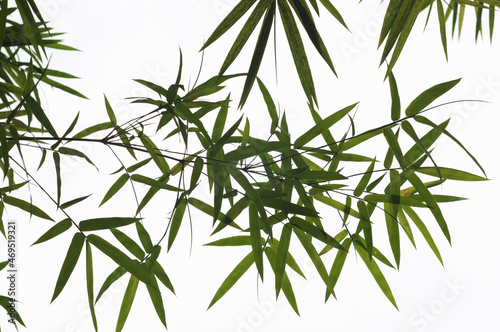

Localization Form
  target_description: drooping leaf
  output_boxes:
[87,235,157,290]
[85,241,98,331]
[3,196,53,220]
[249,202,264,280]
[51,233,85,302]
[275,223,292,298]
[405,79,461,117]
[116,275,139,332]
[168,197,187,251]
[95,266,127,303]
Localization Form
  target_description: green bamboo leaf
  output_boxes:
[249,203,264,280]
[3,196,53,220]
[325,238,352,301]
[61,194,92,209]
[358,201,373,260]
[52,152,61,207]
[51,112,80,150]
[95,266,127,303]
[100,174,129,206]
[383,128,405,168]
[414,115,486,176]
[262,198,319,217]
[404,169,451,243]
[87,235,157,290]
[225,141,288,161]
[313,194,362,219]
[226,164,271,235]
[389,71,401,121]
[58,147,97,169]
[201,0,258,50]
[289,0,336,75]
[37,75,88,99]
[278,0,317,105]
[51,232,85,302]
[379,0,404,46]
[85,241,98,331]
[111,228,145,260]
[138,132,169,175]
[146,275,167,328]
[386,0,425,75]
[205,236,255,247]
[318,0,349,29]
[168,197,187,251]
[275,223,292,298]
[218,0,272,77]
[190,157,204,190]
[290,216,346,251]
[257,77,278,133]
[403,118,449,167]
[212,98,229,142]
[353,160,375,197]
[73,122,113,139]
[134,79,170,98]
[402,120,442,179]
[365,194,426,207]
[188,197,243,231]
[25,96,57,137]
[104,94,117,126]
[295,103,357,148]
[436,0,448,59]
[405,79,461,116]
[80,217,139,231]
[208,252,255,309]
[0,0,7,47]
[293,227,335,296]
[32,218,72,245]
[265,248,300,315]
[116,275,139,332]
[152,261,175,295]
[239,1,275,108]
[136,222,153,253]
[402,206,443,265]
[353,238,398,309]
[413,166,487,181]
[131,174,182,192]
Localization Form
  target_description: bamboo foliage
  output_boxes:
[0,0,494,330]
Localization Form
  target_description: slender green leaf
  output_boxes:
[32,218,72,245]
[80,217,139,232]
[249,203,264,280]
[51,233,85,302]
[116,275,139,332]
[3,196,52,220]
[95,266,127,303]
[100,174,129,206]
[87,235,157,290]
[85,242,98,331]
[208,252,255,309]
[295,103,357,148]
[168,197,187,251]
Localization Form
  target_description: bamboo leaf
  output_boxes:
[51,233,85,302]
[353,160,375,197]
[73,122,113,139]
[116,275,139,332]
[25,96,58,137]
[100,174,129,206]
[104,94,117,125]
[3,196,53,220]
[61,194,92,209]
[80,217,139,231]
[58,147,97,169]
[278,0,317,105]
[275,224,292,298]
[239,1,275,108]
[136,222,153,253]
[249,203,264,280]
[168,197,187,251]
[404,169,451,243]
[353,237,398,309]
[295,103,357,148]
[111,228,145,260]
[146,275,167,328]
[86,241,98,331]
[95,266,127,303]
[32,218,72,245]
[325,238,352,301]
[389,71,401,121]
[87,235,157,290]
[208,252,254,309]
[405,79,461,117]
[413,166,487,181]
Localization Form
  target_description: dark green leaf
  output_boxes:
[100,174,129,206]
[80,217,139,231]
[116,275,139,332]
[3,195,52,220]
[51,232,85,302]
[32,218,72,245]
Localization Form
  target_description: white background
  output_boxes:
[1,0,500,331]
